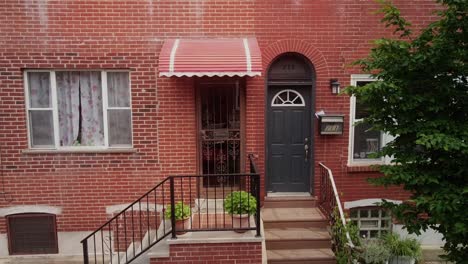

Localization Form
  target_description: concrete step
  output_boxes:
[262,207,328,228]
[110,252,125,264]
[264,227,331,250]
[137,229,157,252]
[267,248,336,264]
[264,196,317,208]
[123,241,141,262]
[262,203,335,263]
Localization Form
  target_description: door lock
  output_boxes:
[304,138,309,161]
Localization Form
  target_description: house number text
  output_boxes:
[282,64,296,71]
[323,124,342,133]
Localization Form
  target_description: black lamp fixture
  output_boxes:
[330,79,341,94]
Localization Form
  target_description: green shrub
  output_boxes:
[331,208,361,264]
[164,201,191,220]
[360,239,391,264]
[224,191,257,215]
[383,233,421,260]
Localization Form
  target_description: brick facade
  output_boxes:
[150,242,262,264]
[0,0,438,255]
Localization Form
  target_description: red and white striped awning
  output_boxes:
[158,38,262,77]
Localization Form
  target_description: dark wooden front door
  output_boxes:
[267,86,312,192]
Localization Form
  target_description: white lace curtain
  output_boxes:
[56,72,104,146]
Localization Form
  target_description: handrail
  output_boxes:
[318,162,355,249]
[81,177,171,242]
[248,154,261,237]
[81,176,173,264]
[81,154,261,264]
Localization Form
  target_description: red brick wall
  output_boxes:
[0,0,439,235]
[150,242,262,264]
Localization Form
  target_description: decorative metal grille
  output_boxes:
[7,213,58,255]
[200,84,241,188]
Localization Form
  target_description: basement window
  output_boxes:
[350,207,391,239]
[6,213,58,255]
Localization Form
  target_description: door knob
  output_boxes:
[304,144,309,161]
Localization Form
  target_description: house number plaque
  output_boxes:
[319,115,344,135]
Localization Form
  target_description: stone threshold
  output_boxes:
[267,192,311,197]
[0,255,83,264]
[167,230,263,245]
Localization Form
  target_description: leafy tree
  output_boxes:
[346,0,467,262]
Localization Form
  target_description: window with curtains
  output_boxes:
[349,75,392,164]
[25,71,132,149]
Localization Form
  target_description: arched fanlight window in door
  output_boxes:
[271,89,305,107]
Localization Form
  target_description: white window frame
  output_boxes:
[271,89,306,107]
[24,70,133,150]
[348,74,392,165]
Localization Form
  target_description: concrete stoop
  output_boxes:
[119,200,262,264]
[262,196,336,264]
[421,246,454,264]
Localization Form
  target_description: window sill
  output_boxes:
[22,148,137,154]
[347,164,382,173]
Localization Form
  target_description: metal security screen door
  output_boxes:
[266,53,314,193]
[198,82,243,188]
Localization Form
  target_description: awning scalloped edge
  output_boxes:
[159,72,262,77]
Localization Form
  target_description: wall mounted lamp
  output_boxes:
[330,79,341,94]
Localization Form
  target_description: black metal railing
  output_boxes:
[318,163,337,218]
[81,155,260,264]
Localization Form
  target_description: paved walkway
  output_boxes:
[0,256,83,264]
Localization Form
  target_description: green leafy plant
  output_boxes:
[223,191,257,215]
[383,233,421,260]
[164,201,191,220]
[331,208,361,264]
[360,239,391,264]
[345,0,468,261]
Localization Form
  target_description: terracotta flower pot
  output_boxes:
[231,214,250,233]
[175,218,190,235]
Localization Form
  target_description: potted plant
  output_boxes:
[224,191,257,232]
[164,201,191,235]
[384,233,422,264]
[360,239,391,264]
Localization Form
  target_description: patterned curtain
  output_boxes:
[56,72,104,146]
[57,72,80,146]
[28,72,51,108]
[79,72,104,146]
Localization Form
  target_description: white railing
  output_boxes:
[318,162,355,249]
